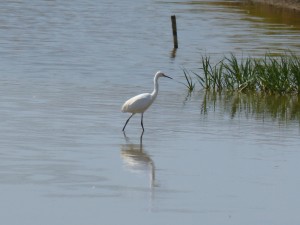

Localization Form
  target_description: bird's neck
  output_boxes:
[151,75,159,99]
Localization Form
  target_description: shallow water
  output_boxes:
[1,0,300,225]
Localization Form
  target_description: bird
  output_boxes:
[121,71,172,132]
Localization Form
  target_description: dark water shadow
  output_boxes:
[121,132,156,189]
[200,90,300,124]
[170,48,177,59]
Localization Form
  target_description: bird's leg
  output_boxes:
[122,114,134,131]
[122,131,130,143]
[141,113,144,132]
[139,131,144,150]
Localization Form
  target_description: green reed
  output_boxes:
[198,56,224,90]
[184,53,300,94]
[182,68,195,92]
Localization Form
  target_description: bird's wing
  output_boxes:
[122,93,152,113]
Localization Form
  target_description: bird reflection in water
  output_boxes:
[121,132,156,189]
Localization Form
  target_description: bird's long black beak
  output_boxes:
[163,74,172,79]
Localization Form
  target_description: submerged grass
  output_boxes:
[199,90,300,123]
[184,53,300,94]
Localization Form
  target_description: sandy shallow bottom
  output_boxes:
[247,0,300,11]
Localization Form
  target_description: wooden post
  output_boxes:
[171,15,178,49]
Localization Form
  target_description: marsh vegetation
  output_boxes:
[183,53,300,94]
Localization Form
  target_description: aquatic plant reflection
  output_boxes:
[121,132,156,188]
[201,91,300,123]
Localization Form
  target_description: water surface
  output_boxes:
[1,1,300,225]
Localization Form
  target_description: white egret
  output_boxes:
[121,71,172,132]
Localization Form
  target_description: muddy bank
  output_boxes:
[246,0,300,11]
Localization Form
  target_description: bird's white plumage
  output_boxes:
[122,93,153,113]
[121,71,172,131]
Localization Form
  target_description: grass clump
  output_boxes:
[184,53,300,94]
